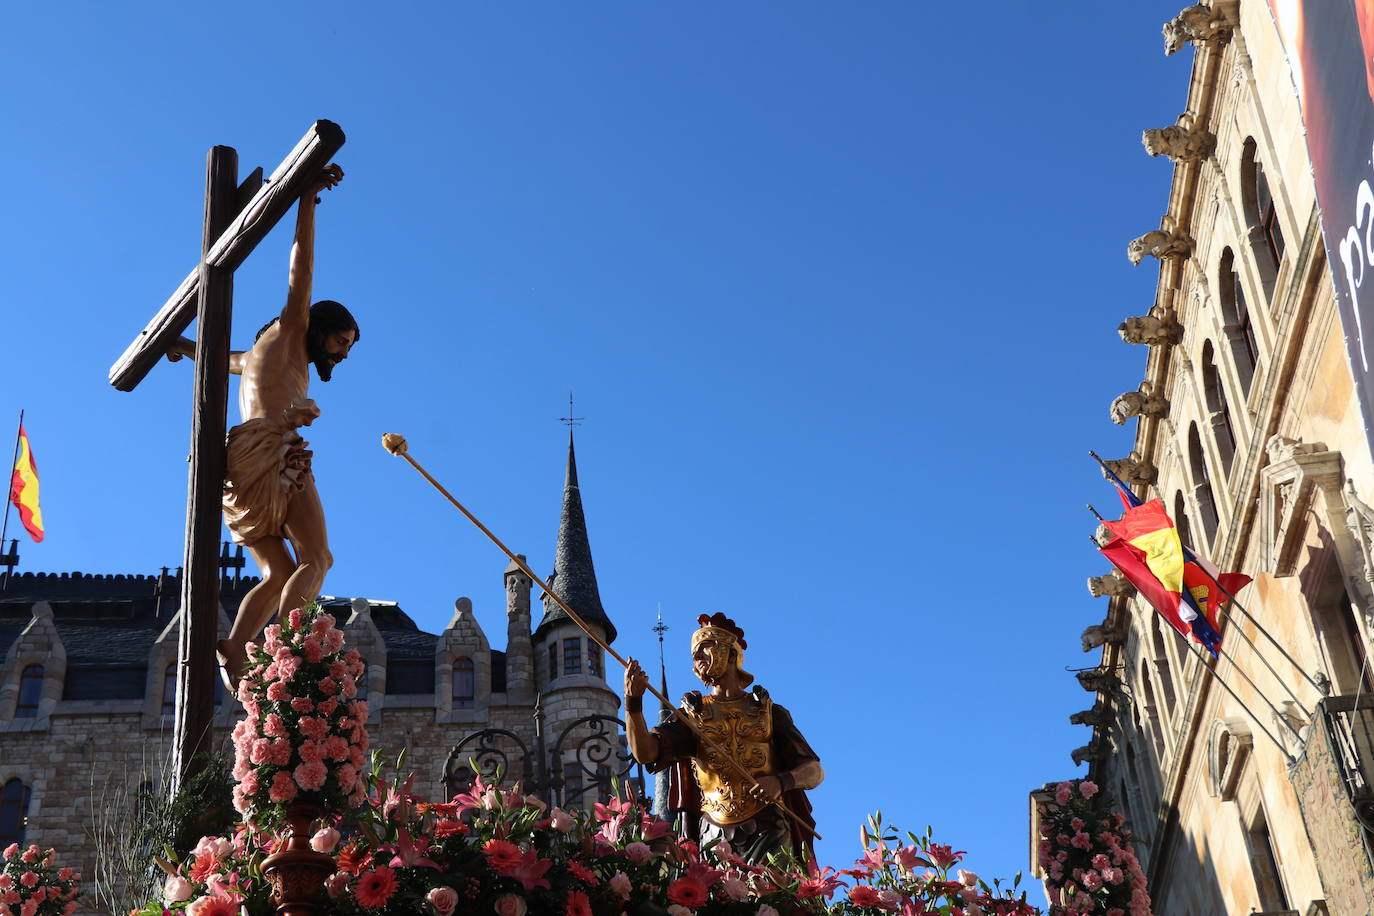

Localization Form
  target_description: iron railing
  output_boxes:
[1321,692,1374,833]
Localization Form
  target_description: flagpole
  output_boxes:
[0,409,22,591]
[1087,502,1311,713]
[1084,535,1295,762]
[1088,451,1324,693]
[381,433,820,841]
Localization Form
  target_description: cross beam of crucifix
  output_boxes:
[110,120,346,789]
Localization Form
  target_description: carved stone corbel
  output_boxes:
[1110,384,1170,425]
[1088,569,1137,598]
[1081,621,1126,652]
[1142,119,1216,163]
[1163,3,1234,56]
[1118,311,1183,346]
[1100,453,1158,485]
[1069,704,1113,728]
[1076,669,1119,693]
[1071,738,1109,767]
[1127,229,1193,265]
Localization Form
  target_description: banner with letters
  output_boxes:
[1268,0,1374,443]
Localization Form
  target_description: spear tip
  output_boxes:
[382,433,409,456]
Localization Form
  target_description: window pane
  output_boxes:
[16,665,43,718]
[453,658,475,708]
[563,638,582,676]
[0,779,30,848]
[162,664,177,717]
[587,644,602,678]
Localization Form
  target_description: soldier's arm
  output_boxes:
[280,165,343,333]
[623,658,661,764]
[166,336,246,375]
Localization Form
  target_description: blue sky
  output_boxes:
[1,1,1203,891]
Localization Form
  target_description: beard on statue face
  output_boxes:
[308,335,346,382]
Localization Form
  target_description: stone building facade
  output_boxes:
[1034,3,1374,915]
[0,434,632,910]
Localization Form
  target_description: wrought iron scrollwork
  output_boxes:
[549,714,643,807]
[443,728,531,797]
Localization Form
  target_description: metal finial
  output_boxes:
[560,392,585,429]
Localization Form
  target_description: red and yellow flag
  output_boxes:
[1100,499,1187,636]
[10,426,43,542]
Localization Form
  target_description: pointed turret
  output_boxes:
[535,433,617,644]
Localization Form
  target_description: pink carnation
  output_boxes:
[1080,780,1100,798]
[277,655,301,680]
[317,677,338,696]
[299,740,327,763]
[291,696,314,713]
[303,637,324,663]
[288,608,305,628]
[300,716,330,741]
[263,714,288,738]
[269,770,298,803]
[294,760,329,791]
[317,696,340,716]
[270,738,293,766]
[266,682,289,702]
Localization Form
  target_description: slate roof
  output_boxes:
[534,434,617,644]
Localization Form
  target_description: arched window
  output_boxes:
[0,779,30,848]
[1189,424,1221,548]
[16,665,43,718]
[1201,340,1237,474]
[1151,625,1178,714]
[162,664,177,718]
[452,658,475,709]
[1241,138,1284,299]
[1139,661,1168,754]
[1173,491,1195,550]
[1218,248,1258,393]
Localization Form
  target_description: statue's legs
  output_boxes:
[279,476,333,617]
[220,536,297,687]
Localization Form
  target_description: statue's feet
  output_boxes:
[217,639,244,692]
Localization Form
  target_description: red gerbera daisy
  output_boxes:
[667,877,709,907]
[565,889,592,916]
[355,865,398,909]
[567,860,597,885]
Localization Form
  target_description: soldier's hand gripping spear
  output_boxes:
[381,433,819,841]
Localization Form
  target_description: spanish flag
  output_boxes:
[10,426,43,542]
[1099,498,1225,657]
[1100,499,1188,636]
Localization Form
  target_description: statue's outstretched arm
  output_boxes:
[166,335,245,375]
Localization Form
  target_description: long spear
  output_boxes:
[381,433,820,840]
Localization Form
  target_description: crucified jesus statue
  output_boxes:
[170,164,358,686]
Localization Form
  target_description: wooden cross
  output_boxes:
[109,121,346,788]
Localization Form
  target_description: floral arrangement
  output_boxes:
[1033,780,1150,916]
[231,605,370,829]
[0,843,81,916]
[135,755,1039,916]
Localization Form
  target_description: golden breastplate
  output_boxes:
[689,694,775,825]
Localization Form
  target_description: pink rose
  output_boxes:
[311,827,341,853]
[1079,780,1099,798]
[419,886,455,916]
[1055,787,1072,805]
[493,892,526,916]
[325,872,349,899]
[164,875,194,904]
[624,841,651,864]
[608,873,632,901]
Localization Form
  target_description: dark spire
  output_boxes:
[535,431,616,644]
